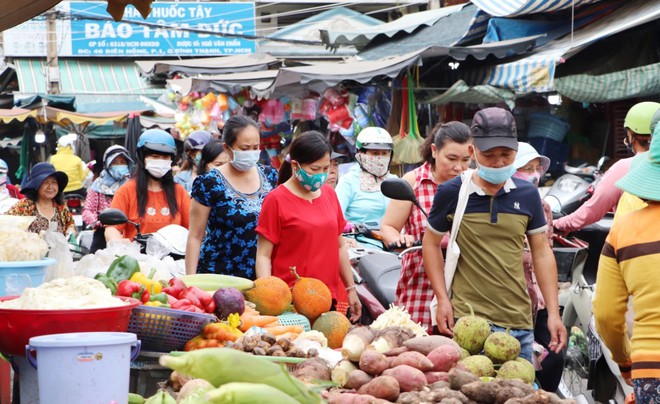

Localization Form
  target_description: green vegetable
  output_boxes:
[93,274,118,294]
[144,390,175,404]
[149,292,168,304]
[128,392,145,404]
[107,255,141,282]
[159,348,321,404]
[205,382,299,404]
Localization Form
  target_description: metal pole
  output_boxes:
[46,9,60,94]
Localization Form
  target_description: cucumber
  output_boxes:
[180,274,254,292]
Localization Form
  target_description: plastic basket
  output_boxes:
[527,112,570,142]
[127,305,216,352]
[277,312,311,331]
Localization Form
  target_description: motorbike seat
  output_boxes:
[564,165,596,177]
[357,252,401,309]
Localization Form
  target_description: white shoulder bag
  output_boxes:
[430,169,473,326]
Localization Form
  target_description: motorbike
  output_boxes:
[345,178,427,325]
[98,208,187,260]
[64,193,85,233]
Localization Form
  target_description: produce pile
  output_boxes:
[321,302,575,403]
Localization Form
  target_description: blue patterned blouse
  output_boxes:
[191,165,278,278]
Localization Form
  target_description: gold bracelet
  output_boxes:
[346,285,357,291]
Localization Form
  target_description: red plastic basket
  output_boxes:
[0,296,140,356]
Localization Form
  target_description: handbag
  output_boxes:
[430,169,473,326]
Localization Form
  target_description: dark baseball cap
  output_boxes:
[471,107,518,151]
[330,151,346,160]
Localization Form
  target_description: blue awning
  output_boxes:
[471,0,605,17]
[480,0,660,94]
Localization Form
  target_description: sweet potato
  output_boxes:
[382,365,427,392]
[347,369,374,390]
[403,335,459,355]
[427,345,462,372]
[327,392,391,404]
[384,346,408,357]
[357,375,400,401]
[391,351,435,372]
[460,380,502,402]
[292,357,331,382]
[448,367,479,390]
[359,350,390,376]
[424,371,449,384]
[495,386,527,404]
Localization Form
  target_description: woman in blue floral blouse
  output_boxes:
[185,116,277,278]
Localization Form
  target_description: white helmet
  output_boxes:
[356,127,393,151]
[58,133,77,150]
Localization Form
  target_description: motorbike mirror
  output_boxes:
[381,178,428,217]
[596,156,610,171]
[99,208,129,226]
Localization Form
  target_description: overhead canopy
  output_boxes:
[261,51,425,98]
[13,59,162,96]
[482,0,660,94]
[555,62,660,102]
[0,0,59,32]
[470,0,604,17]
[417,35,542,61]
[358,4,489,60]
[45,107,143,126]
[261,7,381,58]
[139,115,175,130]
[320,5,464,49]
[168,70,279,96]
[422,80,515,109]
[136,54,279,82]
[0,108,37,124]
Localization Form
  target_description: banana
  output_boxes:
[180,274,254,292]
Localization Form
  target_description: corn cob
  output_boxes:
[205,382,299,404]
[159,348,321,404]
[180,274,254,292]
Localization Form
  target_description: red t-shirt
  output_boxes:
[256,184,347,299]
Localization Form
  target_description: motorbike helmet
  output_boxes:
[137,129,176,155]
[650,108,660,135]
[57,133,77,152]
[624,102,660,135]
[356,127,394,151]
[103,145,134,168]
[183,130,212,154]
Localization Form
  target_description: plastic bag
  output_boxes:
[43,223,74,281]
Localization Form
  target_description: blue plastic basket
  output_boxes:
[0,258,56,296]
[277,312,311,331]
[527,112,570,142]
[127,305,216,352]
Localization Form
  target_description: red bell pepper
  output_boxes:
[163,278,186,299]
[171,298,205,313]
[116,280,150,303]
[179,286,215,313]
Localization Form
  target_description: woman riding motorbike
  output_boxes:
[105,129,190,242]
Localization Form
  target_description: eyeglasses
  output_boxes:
[518,165,545,174]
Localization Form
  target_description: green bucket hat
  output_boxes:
[616,126,660,201]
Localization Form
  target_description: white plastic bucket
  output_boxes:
[26,332,141,404]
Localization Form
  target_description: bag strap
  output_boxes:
[448,169,473,244]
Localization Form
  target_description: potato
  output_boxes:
[382,365,427,392]
[492,378,534,395]
[427,345,461,372]
[359,350,390,376]
[391,351,435,372]
[448,367,479,390]
[256,340,271,350]
[403,335,459,355]
[347,369,374,390]
[495,386,527,404]
[460,380,501,402]
[292,357,332,382]
[426,387,470,403]
[358,375,400,402]
[260,333,277,345]
[252,347,267,356]
[266,346,284,356]
[424,371,449,384]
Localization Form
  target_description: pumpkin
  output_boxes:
[312,311,352,349]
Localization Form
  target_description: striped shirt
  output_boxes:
[593,203,660,379]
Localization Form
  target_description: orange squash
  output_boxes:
[290,267,332,322]
[312,311,352,349]
[244,276,292,316]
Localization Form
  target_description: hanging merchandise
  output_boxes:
[393,72,424,164]
[259,99,285,127]
[301,95,319,121]
[320,87,354,131]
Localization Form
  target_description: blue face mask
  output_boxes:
[475,155,516,185]
[295,164,328,192]
[109,165,130,179]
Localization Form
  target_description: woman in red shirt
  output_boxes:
[255,131,362,322]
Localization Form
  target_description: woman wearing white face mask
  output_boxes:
[105,129,190,243]
[335,127,397,225]
[185,116,277,277]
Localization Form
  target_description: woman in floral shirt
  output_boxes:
[8,162,74,235]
